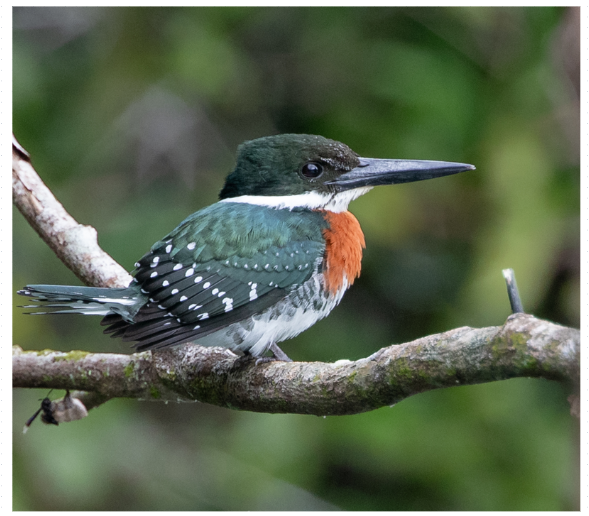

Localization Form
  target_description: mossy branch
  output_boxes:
[12,313,579,415]
[12,136,580,420]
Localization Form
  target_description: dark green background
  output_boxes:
[13,6,579,511]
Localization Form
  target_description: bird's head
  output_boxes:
[220,134,474,212]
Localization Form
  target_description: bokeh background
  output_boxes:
[13,6,579,511]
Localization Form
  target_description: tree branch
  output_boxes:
[12,136,580,419]
[12,313,579,416]
[12,136,132,288]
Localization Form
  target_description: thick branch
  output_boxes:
[12,136,131,288]
[13,313,579,416]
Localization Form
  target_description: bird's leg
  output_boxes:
[268,342,293,362]
[254,343,293,365]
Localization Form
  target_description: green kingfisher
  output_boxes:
[18,134,474,361]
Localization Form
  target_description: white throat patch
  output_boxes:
[220,187,372,213]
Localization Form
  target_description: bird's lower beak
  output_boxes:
[327,158,475,190]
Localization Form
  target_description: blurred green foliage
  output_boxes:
[13,6,579,510]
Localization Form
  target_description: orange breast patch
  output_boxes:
[321,210,366,295]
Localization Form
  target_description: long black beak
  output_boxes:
[327,158,475,190]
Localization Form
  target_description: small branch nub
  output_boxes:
[502,268,524,314]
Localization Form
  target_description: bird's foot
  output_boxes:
[230,343,292,370]
[230,353,255,371]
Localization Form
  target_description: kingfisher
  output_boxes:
[18,134,474,362]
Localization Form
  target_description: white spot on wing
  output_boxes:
[249,283,258,301]
[222,297,233,312]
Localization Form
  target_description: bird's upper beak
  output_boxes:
[327,158,475,190]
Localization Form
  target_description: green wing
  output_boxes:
[103,202,328,350]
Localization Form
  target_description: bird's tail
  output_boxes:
[17,285,142,322]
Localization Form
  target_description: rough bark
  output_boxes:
[12,313,579,416]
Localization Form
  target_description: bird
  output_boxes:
[18,134,474,362]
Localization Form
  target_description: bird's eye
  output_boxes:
[301,162,323,179]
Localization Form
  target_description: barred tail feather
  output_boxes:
[17,285,141,321]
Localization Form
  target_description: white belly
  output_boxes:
[191,273,349,356]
